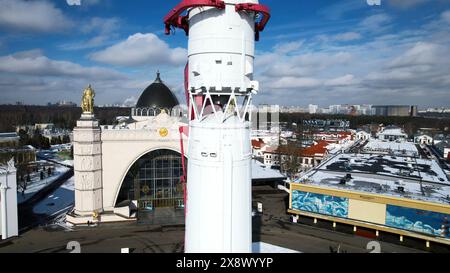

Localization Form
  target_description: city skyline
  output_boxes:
[0,0,450,107]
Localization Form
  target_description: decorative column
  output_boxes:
[73,86,103,217]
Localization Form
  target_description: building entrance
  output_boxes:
[116,149,185,218]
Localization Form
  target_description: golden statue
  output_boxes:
[81,85,95,114]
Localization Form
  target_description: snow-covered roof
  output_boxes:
[296,153,450,205]
[378,128,407,136]
[363,139,418,156]
[414,134,432,138]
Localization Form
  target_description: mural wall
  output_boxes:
[386,205,450,238]
[291,190,349,218]
[290,188,450,239]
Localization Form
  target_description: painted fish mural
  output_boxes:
[386,205,449,238]
[292,190,349,218]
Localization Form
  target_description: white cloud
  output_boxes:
[90,33,187,67]
[333,32,362,41]
[316,32,362,43]
[0,0,72,32]
[273,41,303,54]
[259,51,352,78]
[254,11,450,108]
[60,17,122,50]
[80,17,120,34]
[359,14,392,33]
[366,42,450,84]
[61,35,111,51]
[66,0,81,6]
[388,42,445,68]
[0,49,186,105]
[324,74,356,86]
[269,77,321,89]
[0,49,126,80]
[442,10,450,24]
[66,0,102,6]
[123,96,138,107]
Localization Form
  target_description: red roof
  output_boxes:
[264,140,329,157]
[301,140,329,157]
[313,131,353,141]
[251,139,265,149]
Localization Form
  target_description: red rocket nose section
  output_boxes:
[164,0,270,40]
[164,0,226,35]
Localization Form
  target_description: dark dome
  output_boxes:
[136,72,179,109]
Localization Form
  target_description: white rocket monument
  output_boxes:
[164,0,270,253]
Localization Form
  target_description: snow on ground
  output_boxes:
[252,242,300,253]
[252,160,285,180]
[61,160,74,167]
[32,176,74,216]
[17,165,70,204]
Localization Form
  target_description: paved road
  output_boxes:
[0,186,440,253]
[251,187,430,253]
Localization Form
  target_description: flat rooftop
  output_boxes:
[298,153,450,205]
[363,139,418,157]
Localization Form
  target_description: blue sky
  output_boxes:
[0,0,450,108]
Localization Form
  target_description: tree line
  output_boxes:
[0,105,131,132]
[280,113,450,137]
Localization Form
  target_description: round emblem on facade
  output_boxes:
[142,185,150,194]
[159,128,169,137]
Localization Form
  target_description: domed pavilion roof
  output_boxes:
[136,72,179,109]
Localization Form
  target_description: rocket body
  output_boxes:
[186,114,252,253]
[188,0,258,93]
[164,0,270,253]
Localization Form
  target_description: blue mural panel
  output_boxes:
[292,190,348,218]
[386,205,450,238]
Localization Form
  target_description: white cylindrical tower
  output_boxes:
[164,0,270,253]
[188,0,257,93]
[186,113,252,252]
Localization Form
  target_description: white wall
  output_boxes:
[101,126,187,211]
